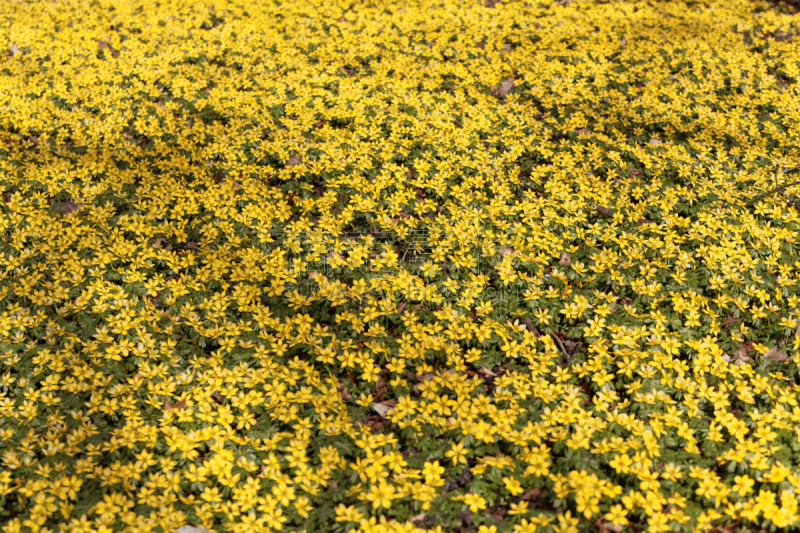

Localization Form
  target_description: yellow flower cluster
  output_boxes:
[1,0,800,531]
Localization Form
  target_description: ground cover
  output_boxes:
[1,0,800,531]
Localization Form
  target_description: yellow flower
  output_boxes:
[553,510,580,533]
[462,493,487,513]
[503,476,524,496]
[604,504,629,526]
[501,500,527,519]
[364,480,396,509]
[732,475,754,497]
[334,505,364,523]
[422,460,445,484]
[444,442,469,466]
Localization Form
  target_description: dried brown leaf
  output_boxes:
[176,526,211,533]
[165,397,187,411]
[493,78,514,98]
[560,251,571,267]
[59,201,81,216]
[409,514,426,525]
[479,366,499,377]
[596,522,623,533]
[459,509,473,527]
[730,346,752,366]
[372,399,395,419]
[521,487,540,500]
[765,346,789,363]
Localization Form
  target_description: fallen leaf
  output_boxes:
[560,251,571,267]
[372,400,395,419]
[59,201,81,216]
[369,419,385,431]
[409,513,426,524]
[97,39,112,54]
[376,371,387,392]
[649,138,661,145]
[521,487,540,500]
[484,0,500,6]
[479,366,499,377]
[287,155,301,167]
[210,391,223,404]
[729,347,752,366]
[493,78,514,98]
[596,521,623,533]
[177,526,210,533]
[165,397,187,411]
[459,509,473,527]
[765,347,789,363]
[8,43,18,57]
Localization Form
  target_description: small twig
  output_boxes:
[592,203,655,226]
[550,332,570,364]
[745,165,800,207]
[783,192,800,207]
[592,204,615,217]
